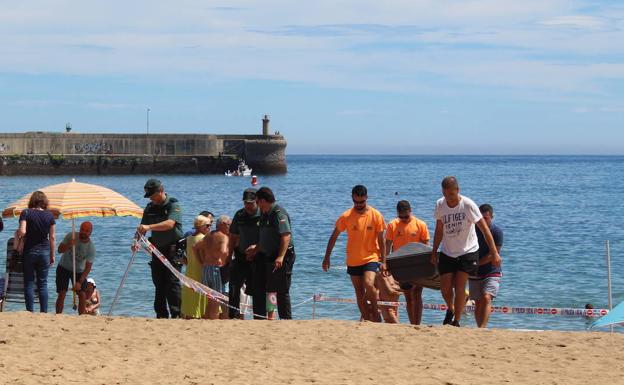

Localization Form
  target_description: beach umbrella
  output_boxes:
[590,301,623,329]
[2,179,143,310]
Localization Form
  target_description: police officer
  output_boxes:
[227,188,261,319]
[136,178,184,319]
[251,187,295,319]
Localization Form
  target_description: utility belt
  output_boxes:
[150,240,185,266]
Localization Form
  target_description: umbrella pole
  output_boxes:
[72,218,77,311]
[108,247,139,316]
[606,240,613,333]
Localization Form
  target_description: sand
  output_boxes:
[0,312,622,385]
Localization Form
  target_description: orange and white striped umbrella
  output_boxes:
[2,179,143,219]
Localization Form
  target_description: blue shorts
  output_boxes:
[469,276,501,300]
[347,262,380,276]
[202,265,225,294]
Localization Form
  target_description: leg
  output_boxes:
[165,263,182,319]
[349,275,368,320]
[375,274,398,323]
[362,271,380,322]
[452,271,469,323]
[276,292,291,320]
[477,294,493,328]
[56,291,67,314]
[150,259,169,318]
[34,252,49,313]
[252,257,267,319]
[440,272,455,313]
[228,261,244,319]
[22,253,35,312]
[411,286,423,325]
[55,264,69,314]
[78,291,87,315]
[404,290,415,324]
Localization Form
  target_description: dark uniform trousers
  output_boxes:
[149,244,182,319]
[228,254,253,319]
[252,246,295,320]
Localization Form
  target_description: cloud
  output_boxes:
[539,15,607,29]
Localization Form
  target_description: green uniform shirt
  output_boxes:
[258,203,293,259]
[229,207,261,257]
[141,195,183,247]
[59,232,96,272]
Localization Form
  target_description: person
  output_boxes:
[83,278,101,316]
[180,215,212,319]
[227,188,261,319]
[384,200,430,324]
[469,204,503,328]
[183,211,213,238]
[430,177,501,327]
[136,178,184,319]
[195,215,231,320]
[16,191,56,313]
[323,185,386,322]
[55,221,96,315]
[250,187,295,319]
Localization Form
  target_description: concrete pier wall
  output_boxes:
[0,133,287,175]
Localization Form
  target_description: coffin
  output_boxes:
[386,242,440,290]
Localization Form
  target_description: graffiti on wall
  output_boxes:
[0,143,9,153]
[74,142,113,154]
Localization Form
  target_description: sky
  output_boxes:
[0,1,623,155]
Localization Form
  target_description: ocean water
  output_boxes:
[1,155,623,331]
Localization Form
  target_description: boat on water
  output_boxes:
[225,160,252,177]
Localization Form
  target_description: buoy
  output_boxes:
[251,175,258,186]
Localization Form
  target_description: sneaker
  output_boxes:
[443,310,454,325]
[451,319,460,327]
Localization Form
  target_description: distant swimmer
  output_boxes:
[469,204,504,328]
[323,185,386,322]
[430,177,501,327]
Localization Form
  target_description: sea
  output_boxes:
[1,155,623,331]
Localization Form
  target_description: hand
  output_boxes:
[49,255,55,266]
[73,281,82,292]
[430,251,438,266]
[273,256,284,271]
[322,257,330,272]
[137,224,150,235]
[66,238,76,247]
[379,262,389,277]
[245,245,257,261]
[491,251,502,267]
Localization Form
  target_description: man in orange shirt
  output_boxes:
[385,200,430,325]
[323,185,386,322]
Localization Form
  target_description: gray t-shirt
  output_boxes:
[59,232,96,272]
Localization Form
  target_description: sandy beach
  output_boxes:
[1,313,622,384]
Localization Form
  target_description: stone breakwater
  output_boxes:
[0,133,287,175]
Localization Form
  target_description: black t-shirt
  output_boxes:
[229,207,261,257]
[475,223,503,277]
[20,209,56,254]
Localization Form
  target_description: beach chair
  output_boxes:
[0,238,38,311]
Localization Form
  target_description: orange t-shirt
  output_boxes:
[386,216,430,252]
[335,206,385,267]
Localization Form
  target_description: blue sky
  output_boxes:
[0,1,623,154]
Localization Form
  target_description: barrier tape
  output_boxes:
[312,294,609,318]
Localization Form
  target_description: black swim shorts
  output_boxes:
[438,251,479,276]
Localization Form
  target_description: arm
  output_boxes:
[377,231,388,274]
[74,261,93,291]
[58,234,71,254]
[226,233,240,264]
[385,239,394,254]
[17,219,26,238]
[137,219,176,234]
[475,219,502,266]
[49,224,56,265]
[430,219,443,265]
[322,228,341,272]
[273,233,291,269]
[478,245,503,266]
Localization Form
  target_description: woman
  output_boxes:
[83,278,101,315]
[17,191,56,312]
[180,215,211,319]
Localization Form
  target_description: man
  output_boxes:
[227,188,261,319]
[323,185,385,322]
[136,178,184,319]
[430,176,501,327]
[56,221,96,315]
[251,187,295,319]
[195,215,231,319]
[385,200,430,324]
[469,204,503,328]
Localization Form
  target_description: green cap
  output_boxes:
[144,178,162,198]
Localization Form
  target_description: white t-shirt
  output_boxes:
[434,195,482,258]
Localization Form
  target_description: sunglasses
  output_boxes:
[352,199,367,204]
[398,215,410,220]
